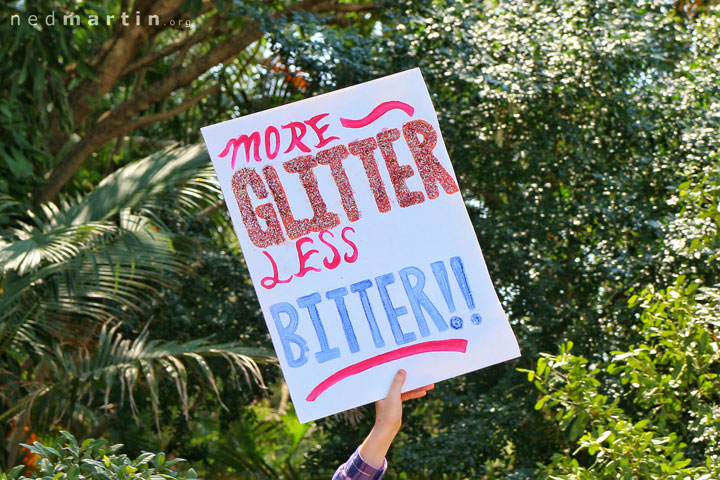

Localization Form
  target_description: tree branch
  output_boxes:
[47,0,186,155]
[123,15,222,76]
[124,85,221,132]
[33,18,258,205]
[34,0,378,204]
[35,85,221,205]
[331,2,375,12]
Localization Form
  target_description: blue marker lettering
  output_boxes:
[270,302,308,368]
[326,287,360,353]
[350,280,385,348]
[375,273,416,345]
[450,256,475,309]
[399,266,448,336]
[297,293,340,363]
[431,260,456,313]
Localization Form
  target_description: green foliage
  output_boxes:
[210,403,317,479]
[0,0,103,196]
[522,20,720,472]
[527,281,720,479]
[0,146,216,332]
[2,0,719,478]
[1,0,374,474]
[0,431,197,480]
[288,0,720,476]
[0,146,271,468]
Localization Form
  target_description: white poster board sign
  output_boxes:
[201,68,520,423]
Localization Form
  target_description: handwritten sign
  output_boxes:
[201,69,520,423]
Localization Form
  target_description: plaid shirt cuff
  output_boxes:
[332,448,387,479]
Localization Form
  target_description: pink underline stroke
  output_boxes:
[339,100,415,129]
[305,339,468,402]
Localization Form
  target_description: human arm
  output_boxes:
[358,369,433,468]
[331,369,434,479]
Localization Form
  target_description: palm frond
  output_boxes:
[0,226,188,354]
[58,144,214,227]
[0,145,220,356]
[0,144,267,450]
[0,193,25,227]
[2,324,273,428]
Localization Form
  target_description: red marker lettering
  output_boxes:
[220,132,261,168]
[260,250,292,289]
[341,226,359,263]
[295,237,322,277]
[305,113,340,149]
[319,230,342,269]
[265,126,281,160]
[282,121,311,154]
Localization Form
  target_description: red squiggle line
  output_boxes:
[306,339,468,402]
[339,101,415,129]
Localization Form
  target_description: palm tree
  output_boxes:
[0,146,273,468]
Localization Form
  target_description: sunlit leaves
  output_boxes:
[530,281,720,478]
[281,1,720,476]
[1,431,197,480]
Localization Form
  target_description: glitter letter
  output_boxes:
[283,155,340,232]
[316,145,360,222]
[348,138,391,213]
[305,113,340,148]
[263,165,311,239]
[376,128,424,208]
[230,168,285,248]
[402,120,459,199]
[282,121,311,154]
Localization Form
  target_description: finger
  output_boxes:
[401,390,427,401]
[400,384,434,401]
[387,369,407,398]
[404,384,434,396]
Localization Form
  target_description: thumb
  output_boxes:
[388,369,406,398]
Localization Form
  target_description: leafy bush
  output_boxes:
[527,280,720,479]
[525,109,720,477]
[0,431,197,480]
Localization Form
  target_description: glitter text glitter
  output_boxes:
[231,119,460,249]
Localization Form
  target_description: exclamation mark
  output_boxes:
[431,261,455,313]
[450,256,475,309]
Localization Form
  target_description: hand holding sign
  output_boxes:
[201,68,520,423]
[359,369,434,469]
